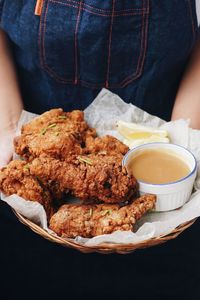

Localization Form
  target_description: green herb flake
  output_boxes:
[55,132,60,136]
[78,157,93,165]
[47,123,57,129]
[40,123,57,135]
[58,115,67,120]
[40,128,47,135]
[101,210,111,216]
[23,164,30,171]
[89,208,93,217]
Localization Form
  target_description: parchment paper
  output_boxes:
[2,89,200,246]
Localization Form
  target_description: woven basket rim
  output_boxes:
[12,208,197,254]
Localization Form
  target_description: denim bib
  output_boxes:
[0,0,198,120]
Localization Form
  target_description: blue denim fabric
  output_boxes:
[0,0,198,120]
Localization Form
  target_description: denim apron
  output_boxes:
[1,2,200,298]
[0,0,198,120]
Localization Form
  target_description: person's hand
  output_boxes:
[0,129,15,168]
[0,29,23,168]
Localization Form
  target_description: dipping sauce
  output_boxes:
[127,149,190,184]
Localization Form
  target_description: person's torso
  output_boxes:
[0,0,198,119]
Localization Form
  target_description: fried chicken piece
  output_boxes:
[14,108,128,161]
[49,194,156,238]
[0,160,54,220]
[29,154,138,204]
[14,109,96,161]
[20,109,90,135]
[85,135,129,156]
[14,133,83,162]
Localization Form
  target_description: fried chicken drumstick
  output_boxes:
[29,154,138,204]
[49,194,156,238]
[0,160,54,220]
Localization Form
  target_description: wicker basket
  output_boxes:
[12,209,197,254]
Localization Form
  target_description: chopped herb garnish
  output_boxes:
[23,164,30,170]
[89,208,93,217]
[40,128,47,135]
[101,210,111,216]
[40,123,57,135]
[78,157,93,165]
[58,115,67,120]
[55,132,60,136]
[47,123,57,129]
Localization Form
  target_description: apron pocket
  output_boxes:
[39,0,149,88]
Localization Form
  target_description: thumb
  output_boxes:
[0,143,14,168]
[0,153,12,168]
[0,130,15,168]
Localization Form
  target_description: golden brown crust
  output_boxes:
[0,109,142,230]
[14,133,83,161]
[14,109,97,161]
[85,135,129,156]
[29,153,138,204]
[0,160,54,220]
[49,194,156,238]
[14,109,129,161]
[21,109,87,134]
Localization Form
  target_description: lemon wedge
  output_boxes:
[117,120,169,149]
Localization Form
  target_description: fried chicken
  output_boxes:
[14,108,129,162]
[0,107,158,242]
[29,154,138,204]
[14,109,96,161]
[85,135,129,156]
[20,109,91,135]
[0,160,54,220]
[49,194,156,238]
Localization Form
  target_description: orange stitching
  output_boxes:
[39,0,48,71]
[50,0,147,17]
[118,0,147,87]
[65,0,147,13]
[79,80,107,89]
[137,0,149,79]
[44,57,74,82]
[40,0,74,82]
[40,0,150,88]
[38,0,43,69]
[42,0,49,71]
[106,0,115,88]
[114,12,148,17]
[132,0,145,81]
[120,0,149,88]
[50,0,79,9]
[105,0,147,88]
[43,65,74,83]
[74,1,83,84]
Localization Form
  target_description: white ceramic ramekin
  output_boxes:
[122,143,197,211]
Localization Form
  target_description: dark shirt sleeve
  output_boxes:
[0,0,5,24]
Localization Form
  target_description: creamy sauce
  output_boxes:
[127,149,190,184]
